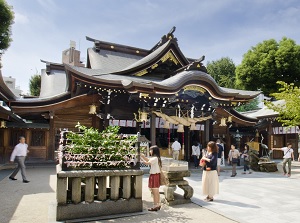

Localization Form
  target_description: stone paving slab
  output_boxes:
[1,161,300,223]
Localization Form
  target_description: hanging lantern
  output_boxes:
[163,121,170,129]
[227,116,232,123]
[134,109,148,122]
[219,118,227,126]
[89,104,97,114]
[177,124,184,133]
[0,120,7,128]
[190,123,197,130]
[140,111,148,122]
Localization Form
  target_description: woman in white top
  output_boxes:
[191,141,200,168]
[141,145,162,211]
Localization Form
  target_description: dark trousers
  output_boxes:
[232,163,237,175]
[244,162,250,172]
[193,155,199,167]
[10,156,27,180]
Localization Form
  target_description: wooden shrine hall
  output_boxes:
[0,27,260,163]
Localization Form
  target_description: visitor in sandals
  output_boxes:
[272,143,294,177]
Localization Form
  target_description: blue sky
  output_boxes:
[2,0,300,94]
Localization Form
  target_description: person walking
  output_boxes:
[171,138,181,160]
[9,136,30,183]
[272,143,294,177]
[191,141,200,168]
[241,144,252,174]
[228,144,240,177]
[201,141,219,202]
[216,139,224,176]
[140,145,162,211]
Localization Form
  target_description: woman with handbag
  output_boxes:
[140,145,162,211]
[242,144,252,174]
[201,141,219,202]
[228,144,240,177]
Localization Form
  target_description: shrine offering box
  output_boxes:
[161,157,188,171]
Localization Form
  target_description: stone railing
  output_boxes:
[56,165,143,221]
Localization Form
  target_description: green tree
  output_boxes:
[0,0,14,53]
[236,37,300,96]
[206,57,236,88]
[235,98,259,112]
[265,81,300,127]
[29,74,41,96]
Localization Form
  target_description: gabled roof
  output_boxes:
[86,27,190,77]
[244,100,284,118]
[113,39,190,76]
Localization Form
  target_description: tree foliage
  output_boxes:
[29,74,41,96]
[235,97,259,112]
[0,0,14,53]
[236,37,300,96]
[206,57,236,88]
[265,81,300,127]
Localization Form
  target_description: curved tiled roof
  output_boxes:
[118,41,171,71]
[65,65,260,101]
[40,69,68,98]
[87,48,143,72]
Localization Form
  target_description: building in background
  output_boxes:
[2,76,22,96]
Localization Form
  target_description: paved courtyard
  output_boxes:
[0,162,299,223]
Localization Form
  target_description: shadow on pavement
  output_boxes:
[0,166,56,223]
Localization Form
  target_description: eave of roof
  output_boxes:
[216,108,257,126]
[65,65,260,101]
[244,100,284,119]
[86,36,149,56]
[0,70,17,101]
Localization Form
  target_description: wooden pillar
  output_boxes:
[184,126,190,161]
[25,129,31,145]
[204,120,210,145]
[48,114,55,161]
[150,112,156,146]
[3,129,10,163]
[267,122,272,149]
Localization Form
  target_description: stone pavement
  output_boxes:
[0,161,299,223]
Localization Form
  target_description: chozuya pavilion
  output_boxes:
[0,27,260,163]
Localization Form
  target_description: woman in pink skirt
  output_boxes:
[201,141,219,201]
[141,145,162,211]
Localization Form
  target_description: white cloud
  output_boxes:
[14,12,29,24]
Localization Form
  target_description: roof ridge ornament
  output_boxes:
[185,55,207,72]
[150,26,178,52]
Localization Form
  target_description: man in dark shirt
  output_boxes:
[216,139,224,176]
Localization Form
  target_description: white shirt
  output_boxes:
[149,157,160,174]
[10,143,28,161]
[281,147,293,158]
[192,145,200,156]
[172,141,181,151]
